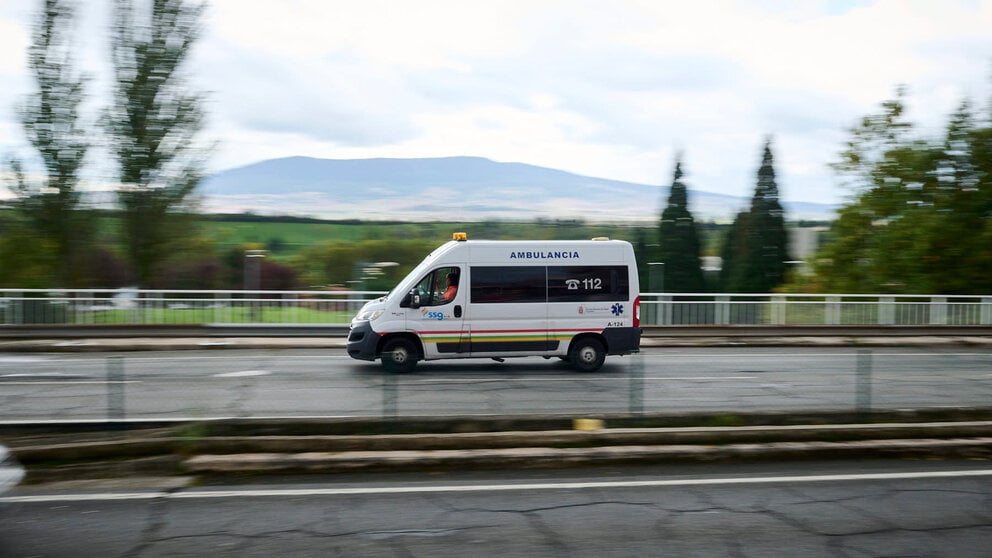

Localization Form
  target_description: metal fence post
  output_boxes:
[628,353,645,416]
[646,263,664,326]
[856,349,872,414]
[383,373,398,418]
[661,295,674,326]
[772,295,786,325]
[826,296,840,325]
[930,296,948,325]
[716,295,729,325]
[108,356,125,421]
[879,297,896,325]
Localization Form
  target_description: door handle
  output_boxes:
[454,305,462,318]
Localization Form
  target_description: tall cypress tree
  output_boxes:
[721,138,790,292]
[719,211,747,292]
[748,138,790,290]
[657,157,705,292]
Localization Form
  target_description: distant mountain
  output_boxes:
[199,156,837,222]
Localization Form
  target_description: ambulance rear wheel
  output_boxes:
[381,338,417,373]
[569,338,605,372]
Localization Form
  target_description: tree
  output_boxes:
[721,138,790,292]
[718,210,747,292]
[104,0,208,285]
[811,89,992,294]
[7,0,91,286]
[656,157,705,292]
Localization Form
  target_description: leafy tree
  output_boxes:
[657,157,705,292]
[811,89,992,294]
[7,0,91,286]
[104,0,208,286]
[0,215,58,288]
[721,138,790,292]
[290,239,437,290]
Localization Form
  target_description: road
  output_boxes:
[1,347,991,421]
[2,459,991,557]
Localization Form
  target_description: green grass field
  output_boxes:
[71,305,356,325]
[199,218,661,257]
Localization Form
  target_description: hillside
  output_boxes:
[199,156,837,222]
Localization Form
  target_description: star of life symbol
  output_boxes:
[611,303,624,316]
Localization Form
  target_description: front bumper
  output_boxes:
[347,320,381,361]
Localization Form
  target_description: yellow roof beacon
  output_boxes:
[452,232,468,241]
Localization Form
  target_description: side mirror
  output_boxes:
[401,288,421,309]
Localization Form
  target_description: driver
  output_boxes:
[441,272,459,302]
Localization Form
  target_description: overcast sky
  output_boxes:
[2,0,991,205]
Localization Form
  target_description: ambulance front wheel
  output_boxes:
[569,337,606,372]
[381,337,418,373]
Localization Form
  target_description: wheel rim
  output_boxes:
[578,346,597,364]
[389,346,409,364]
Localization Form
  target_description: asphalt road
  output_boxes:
[1,347,991,421]
[2,459,991,557]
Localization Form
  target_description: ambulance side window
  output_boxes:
[547,266,629,302]
[470,266,546,303]
[414,266,460,306]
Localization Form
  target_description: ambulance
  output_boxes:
[347,233,641,372]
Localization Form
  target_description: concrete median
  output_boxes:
[5,412,992,483]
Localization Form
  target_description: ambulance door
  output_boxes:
[403,265,468,359]
[466,266,550,357]
[547,264,633,351]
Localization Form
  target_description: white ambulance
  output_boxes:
[347,233,641,372]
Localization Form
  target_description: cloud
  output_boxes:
[201,47,421,146]
[2,0,992,207]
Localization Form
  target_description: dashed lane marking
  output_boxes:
[213,370,272,378]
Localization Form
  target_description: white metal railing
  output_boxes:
[0,289,379,326]
[1,289,990,326]
[640,293,992,326]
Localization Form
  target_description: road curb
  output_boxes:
[13,422,992,461]
[181,438,992,475]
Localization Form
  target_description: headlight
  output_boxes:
[355,309,383,322]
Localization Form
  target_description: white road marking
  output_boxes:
[0,381,140,385]
[213,370,271,378]
[650,376,756,381]
[652,352,991,358]
[1,373,80,378]
[0,356,51,363]
[412,376,756,383]
[0,355,354,364]
[5,469,992,503]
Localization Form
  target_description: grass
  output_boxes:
[70,305,356,325]
[200,219,663,256]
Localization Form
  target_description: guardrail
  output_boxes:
[1,289,991,327]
